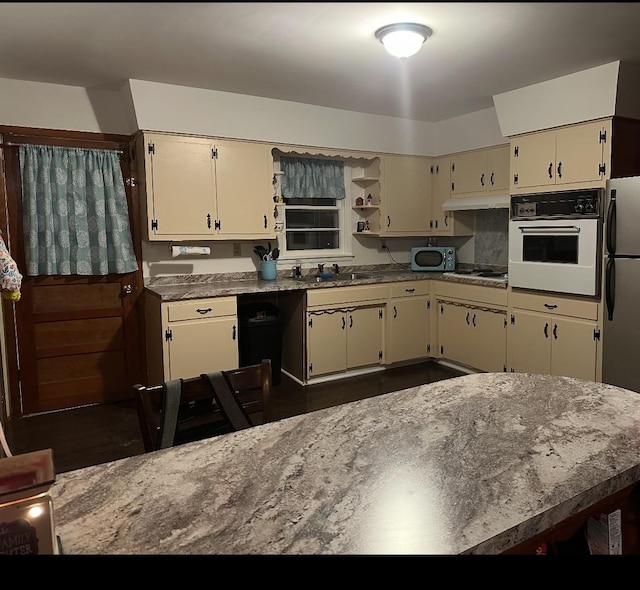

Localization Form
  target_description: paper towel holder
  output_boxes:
[170,244,211,258]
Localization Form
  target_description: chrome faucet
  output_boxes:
[332,263,340,274]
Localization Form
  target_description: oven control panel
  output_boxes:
[511,188,602,219]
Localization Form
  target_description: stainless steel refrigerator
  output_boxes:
[602,176,640,393]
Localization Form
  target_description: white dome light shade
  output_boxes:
[375,23,432,59]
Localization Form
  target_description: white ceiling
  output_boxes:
[1,2,640,123]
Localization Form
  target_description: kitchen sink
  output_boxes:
[293,272,374,283]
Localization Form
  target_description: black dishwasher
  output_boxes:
[238,302,282,385]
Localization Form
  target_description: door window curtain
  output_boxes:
[280,156,346,199]
[18,144,138,276]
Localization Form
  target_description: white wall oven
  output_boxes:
[508,188,603,296]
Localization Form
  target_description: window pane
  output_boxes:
[286,210,338,229]
[286,231,340,250]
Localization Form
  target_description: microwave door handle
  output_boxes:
[518,225,581,234]
[606,190,616,256]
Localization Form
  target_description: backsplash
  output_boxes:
[473,209,509,266]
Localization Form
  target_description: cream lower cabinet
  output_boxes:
[387,281,431,364]
[433,281,508,373]
[305,285,387,380]
[507,290,600,381]
[145,295,239,385]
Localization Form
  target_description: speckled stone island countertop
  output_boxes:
[50,372,640,555]
[144,263,508,301]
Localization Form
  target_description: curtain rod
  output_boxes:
[1,142,124,154]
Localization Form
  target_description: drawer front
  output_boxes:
[509,290,598,320]
[166,297,237,322]
[390,281,430,298]
[306,285,389,308]
[432,280,508,307]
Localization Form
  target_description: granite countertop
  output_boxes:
[145,264,508,301]
[50,373,640,555]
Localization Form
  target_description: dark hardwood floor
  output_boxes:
[3,361,465,474]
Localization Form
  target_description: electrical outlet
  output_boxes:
[233,242,242,257]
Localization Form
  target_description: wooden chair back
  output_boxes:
[134,359,273,452]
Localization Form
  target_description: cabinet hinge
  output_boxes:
[427,344,431,354]
[513,173,519,185]
[451,162,455,173]
[426,299,431,310]
[379,309,383,319]
[378,350,383,360]
[503,364,507,372]
[504,317,507,328]
[440,345,444,355]
[430,165,434,174]
[308,317,313,328]
[599,163,606,176]
[165,329,172,341]
[214,219,221,230]
[510,314,515,325]
[451,182,455,192]
[599,130,607,144]
[440,304,444,314]
[436,165,439,174]
[514,145,519,157]
[125,177,136,187]
[151,219,158,231]
[309,363,313,374]
[212,148,218,159]
[148,142,155,155]
[594,328,601,341]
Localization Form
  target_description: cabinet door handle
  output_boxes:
[544,322,549,338]
[548,163,553,179]
[196,308,213,314]
[472,314,476,327]
[405,288,415,293]
[553,324,558,339]
[387,215,391,228]
[490,172,495,186]
[263,215,268,229]
[466,312,470,325]
[557,162,563,179]
[342,316,346,330]
[480,173,485,187]
[544,303,558,309]
[232,325,236,340]
[349,315,353,328]
[393,306,397,318]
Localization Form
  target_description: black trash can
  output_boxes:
[238,302,282,385]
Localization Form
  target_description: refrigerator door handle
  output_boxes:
[606,190,616,256]
[605,256,615,321]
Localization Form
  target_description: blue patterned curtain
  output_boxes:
[281,156,345,199]
[18,145,138,276]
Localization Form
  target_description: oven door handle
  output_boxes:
[518,225,581,233]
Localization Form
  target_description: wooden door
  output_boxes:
[0,128,145,417]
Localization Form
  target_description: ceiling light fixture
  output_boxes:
[375,22,432,60]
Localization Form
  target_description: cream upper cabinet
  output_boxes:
[428,156,474,237]
[387,281,431,364]
[137,132,274,240]
[144,295,239,386]
[450,145,510,197]
[510,119,611,194]
[380,154,431,236]
[507,290,600,381]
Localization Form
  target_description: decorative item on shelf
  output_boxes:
[355,196,364,206]
[364,220,370,232]
[366,194,373,205]
[356,221,365,232]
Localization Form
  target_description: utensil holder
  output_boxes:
[261,259,277,281]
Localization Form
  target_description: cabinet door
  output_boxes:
[451,150,487,196]
[347,306,384,369]
[511,132,557,191]
[215,140,274,237]
[486,145,510,193]
[430,158,451,234]
[166,317,238,380]
[145,134,216,239]
[550,316,598,381]
[438,302,473,367]
[307,311,347,377]
[388,297,429,363]
[468,308,507,373]
[508,310,551,374]
[381,155,431,235]
[555,121,605,186]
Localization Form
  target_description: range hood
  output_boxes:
[442,194,510,211]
